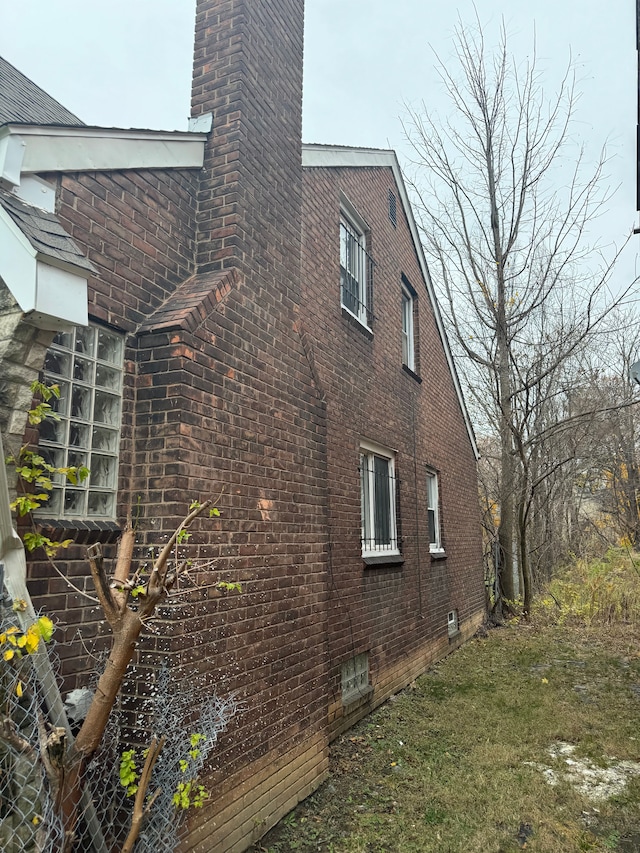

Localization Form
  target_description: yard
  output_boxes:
[253,618,640,852]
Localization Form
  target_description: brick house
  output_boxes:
[0,1,484,851]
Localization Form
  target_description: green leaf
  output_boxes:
[209,507,221,517]
[130,585,147,599]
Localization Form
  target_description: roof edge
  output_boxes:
[302,143,479,459]
[0,124,208,186]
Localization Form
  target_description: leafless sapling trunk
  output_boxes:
[404,17,634,613]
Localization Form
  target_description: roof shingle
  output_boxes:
[0,189,95,273]
[0,55,84,127]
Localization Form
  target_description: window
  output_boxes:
[39,324,124,519]
[426,470,442,552]
[340,214,372,327]
[388,189,397,228]
[360,442,399,556]
[341,653,370,704]
[401,285,415,371]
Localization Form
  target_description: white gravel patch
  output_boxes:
[525,742,640,801]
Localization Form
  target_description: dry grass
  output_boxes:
[535,548,640,627]
[252,620,640,853]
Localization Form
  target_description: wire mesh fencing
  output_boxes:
[0,610,65,853]
[1,603,236,853]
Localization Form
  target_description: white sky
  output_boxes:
[1,0,637,285]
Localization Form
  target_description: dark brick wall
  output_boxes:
[191,0,304,292]
[24,167,200,684]
[16,0,483,845]
[300,165,484,721]
[26,0,330,812]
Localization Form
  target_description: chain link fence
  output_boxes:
[0,612,65,853]
[1,602,236,853]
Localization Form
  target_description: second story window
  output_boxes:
[401,285,415,371]
[340,213,373,328]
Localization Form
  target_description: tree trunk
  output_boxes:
[497,306,515,601]
[60,607,143,847]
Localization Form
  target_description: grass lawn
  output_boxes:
[252,622,640,852]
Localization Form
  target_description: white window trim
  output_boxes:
[427,469,443,553]
[401,283,415,371]
[360,440,399,558]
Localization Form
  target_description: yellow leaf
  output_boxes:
[36,616,54,643]
[541,677,549,684]
[17,634,27,648]
[16,680,23,697]
[24,627,40,654]
[4,649,15,661]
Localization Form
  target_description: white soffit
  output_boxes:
[0,125,207,184]
[302,144,479,460]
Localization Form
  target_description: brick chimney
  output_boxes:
[191,0,304,294]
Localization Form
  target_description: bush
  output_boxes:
[534,548,640,626]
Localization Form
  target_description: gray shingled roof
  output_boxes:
[0,189,94,273]
[0,55,84,127]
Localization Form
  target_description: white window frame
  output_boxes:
[426,469,443,553]
[340,200,370,329]
[360,440,399,557]
[38,323,124,521]
[401,284,415,371]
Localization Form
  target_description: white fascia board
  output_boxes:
[0,207,88,327]
[302,144,479,459]
[0,125,207,183]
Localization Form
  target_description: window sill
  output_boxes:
[402,364,422,383]
[430,549,447,561]
[341,306,373,339]
[363,553,404,567]
[36,518,121,546]
[342,684,374,709]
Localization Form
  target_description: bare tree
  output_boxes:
[566,315,640,549]
[404,17,634,613]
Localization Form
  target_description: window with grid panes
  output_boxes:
[39,324,124,519]
[341,653,370,704]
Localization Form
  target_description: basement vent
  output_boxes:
[388,189,397,228]
[341,653,371,704]
[447,609,459,638]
